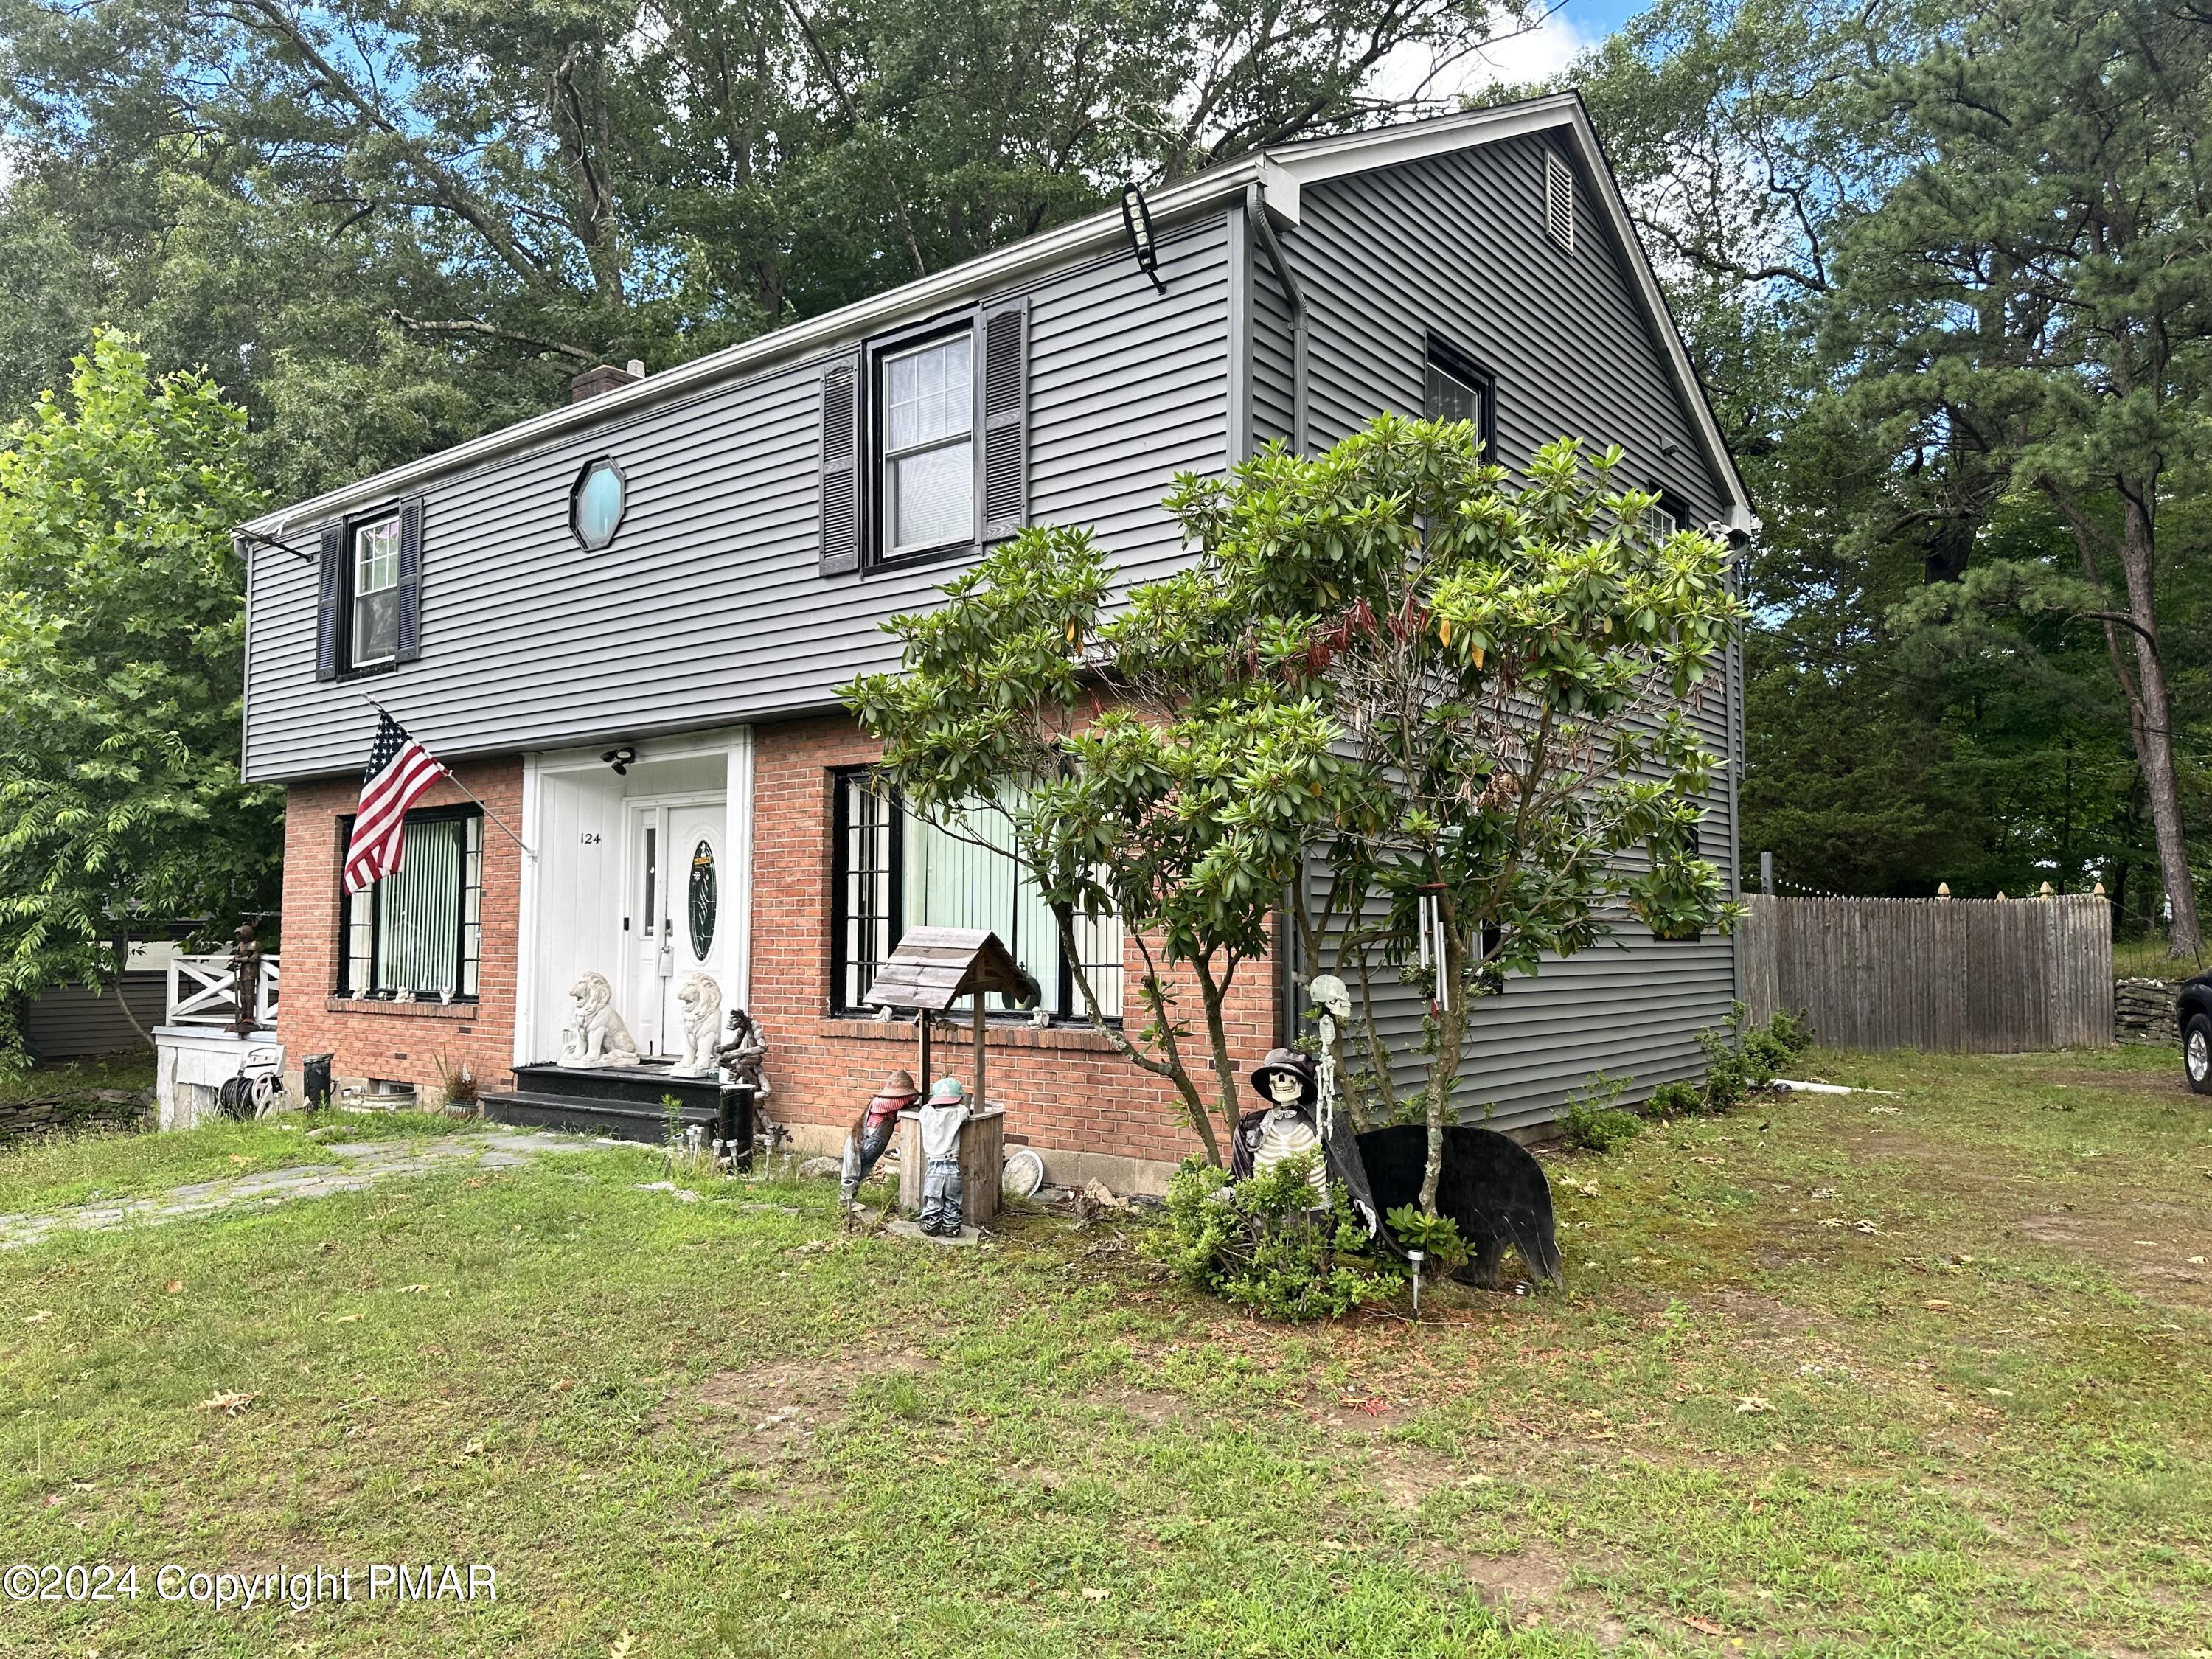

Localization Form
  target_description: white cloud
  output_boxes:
[1369,4,1598,108]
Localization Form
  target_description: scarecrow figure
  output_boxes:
[839,1068,919,1211]
[916,1075,972,1235]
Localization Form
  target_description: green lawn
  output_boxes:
[1,1043,2208,1658]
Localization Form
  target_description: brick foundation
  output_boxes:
[275,758,524,1102]
[272,716,1281,1182]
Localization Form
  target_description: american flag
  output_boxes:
[343,713,448,894]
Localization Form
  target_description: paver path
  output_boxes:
[0,1130,599,1251]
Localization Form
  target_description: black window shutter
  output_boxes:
[315,521,345,681]
[978,299,1029,542]
[395,497,425,663]
[818,353,863,575]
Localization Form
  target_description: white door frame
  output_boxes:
[514,726,754,1069]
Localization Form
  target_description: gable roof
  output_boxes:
[245,91,1750,538]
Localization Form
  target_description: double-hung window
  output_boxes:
[832,771,1123,1020]
[338,807,484,1000]
[881,333,975,558]
[351,515,402,668]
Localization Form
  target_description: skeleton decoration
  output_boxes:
[916,1074,972,1236]
[1307,973,1352,1145]
[840,1068,918,1213]
[559,973,640,1068]
[1231,1049,1328,1201]
[713,1006,771,1096]
[669,973,723,1076]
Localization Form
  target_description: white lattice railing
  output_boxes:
[165,954,280,1028]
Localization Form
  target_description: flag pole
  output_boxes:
[357,693,538,861]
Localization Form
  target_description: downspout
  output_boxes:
[1248,180,1310,1052]
[1245,181,1308,456]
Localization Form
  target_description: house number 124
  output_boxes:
[580,832,602,845]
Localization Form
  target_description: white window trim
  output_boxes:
[879,333,975,559]
[350,515,401,669]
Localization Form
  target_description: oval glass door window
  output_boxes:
[688,841,716,959]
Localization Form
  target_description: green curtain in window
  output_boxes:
[377,819,463,995]
[903,799,1059,1009]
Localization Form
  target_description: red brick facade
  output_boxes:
[276,717,1281,1176]
[275,758,524,1099]
[745,714,1281,1172]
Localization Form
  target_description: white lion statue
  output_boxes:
[670,973,723,1077]
[560,973,639,1069]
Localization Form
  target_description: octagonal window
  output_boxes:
[571,458,627,549]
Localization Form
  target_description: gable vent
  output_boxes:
[1543,150,1574,253]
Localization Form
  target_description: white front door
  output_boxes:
[625,800,726,1055]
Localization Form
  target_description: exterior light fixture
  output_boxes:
[601,746,636,776]
[1120,181,1166,293]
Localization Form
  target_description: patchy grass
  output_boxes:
[0,1105,489,1216]
[2112,933,2208,979]
[1,1046,2209,1657]
[0,1051,156,1106]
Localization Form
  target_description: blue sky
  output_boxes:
[1407,0,1644,94]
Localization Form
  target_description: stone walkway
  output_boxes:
[0,1130,597,1252]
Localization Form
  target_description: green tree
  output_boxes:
[0,0,1537,495]
[852,417,1745,1202]
[1822,0,2211,953]
[0,332,281,1057]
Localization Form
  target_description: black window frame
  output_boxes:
[1422,335,1498,459]
[570,455,629,551]
[341,507,404,676]
[863,308,984,573]
[827,768,1120,1024]
[1643,484,1689,539]
[333,804,484,1001]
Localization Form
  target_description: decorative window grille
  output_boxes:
[1543,150,1575,254]
[830,772,1123,1020]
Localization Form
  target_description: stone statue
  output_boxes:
[1230,1048,1327,1200]
[669,973,723,1076]
[714,1006,771,1096]
[559,973,639,1068]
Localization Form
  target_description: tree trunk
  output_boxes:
[1194,961,1247,1161]
[2113,494,2202,958]
[1417,926,1470,1214]
[105,922,156,1049]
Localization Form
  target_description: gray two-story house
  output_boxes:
[241,92,1753,1191]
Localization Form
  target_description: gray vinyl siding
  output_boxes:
[19,975,164,1059]
[1252,255,1296,450]
[1280,137,1740,1133]
[244,218,1232,782]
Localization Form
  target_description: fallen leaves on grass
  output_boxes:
[608,1633,636,1659]
[1735,1395,1773,1415]
[195,1391,258,1416]
[1854,1220,1882,1235]
[332,1313,362,1324]
[227,1155,252,1166]
[1080,1587,1110,1601]
[22,1309,51,1324]
[164,1280,185,1293]
[1683,1613,1729,1636]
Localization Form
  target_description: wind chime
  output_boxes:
[1415,885,1451,1015]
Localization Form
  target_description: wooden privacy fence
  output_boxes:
[1737,893,2112,1052]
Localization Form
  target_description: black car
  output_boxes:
[2185,973,2212,1096]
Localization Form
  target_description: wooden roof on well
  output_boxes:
[861,928,1033,1012]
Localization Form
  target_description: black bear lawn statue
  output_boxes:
[1236,1048,1562,1290]
[1350,1124,1562,1288]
